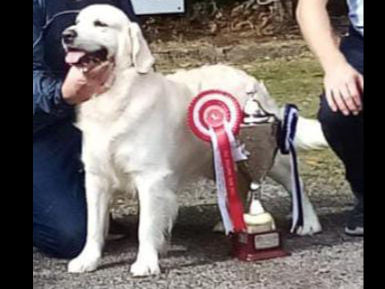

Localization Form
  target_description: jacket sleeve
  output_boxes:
[33,0,73,124]
[121,0,140,23]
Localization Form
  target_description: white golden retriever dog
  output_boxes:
[63,5,327,276]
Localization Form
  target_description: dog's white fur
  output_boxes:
[65,5,328,276]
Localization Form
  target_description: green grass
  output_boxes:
[249,57,324,119]
[246,57,346,189]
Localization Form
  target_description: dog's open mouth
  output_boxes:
[65,48,109,67]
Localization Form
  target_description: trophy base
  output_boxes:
[231,230,290,262]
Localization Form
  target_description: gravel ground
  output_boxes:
[33,181,363,289]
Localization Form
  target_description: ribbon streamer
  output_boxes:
[280,104,304,232]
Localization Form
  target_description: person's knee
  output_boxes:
[318,95,357,139]
[318,96,340,132]
[33,138,87,259]
[36,217,87,259]
[55,225,87,259]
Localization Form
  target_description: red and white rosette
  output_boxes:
[188,90,246,234]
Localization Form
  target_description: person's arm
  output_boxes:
[33,0,114,129]
[33,0,73,120]
[297,0,363,115]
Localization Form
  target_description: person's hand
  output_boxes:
[62,62,114,105]
[324,60,364,116]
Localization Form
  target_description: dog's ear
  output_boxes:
[128,23,155,74]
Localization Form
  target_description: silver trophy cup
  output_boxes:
[232,97,289,261]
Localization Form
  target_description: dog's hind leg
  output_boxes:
[268,153,322,236]
[130,171,178,277]
[68,173,111,273]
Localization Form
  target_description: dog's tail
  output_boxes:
[294,116,329,151]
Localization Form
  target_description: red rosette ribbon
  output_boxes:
[188,90,246,234]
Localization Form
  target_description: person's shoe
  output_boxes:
[345,201,364,237]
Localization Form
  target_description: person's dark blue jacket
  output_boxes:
[33,0,138,259]
[33,0,138,135]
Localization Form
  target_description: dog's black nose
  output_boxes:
[62,29,77,44]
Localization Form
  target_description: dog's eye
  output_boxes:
[94,20,108,27]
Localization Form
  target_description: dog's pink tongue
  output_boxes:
[65,51,86,65]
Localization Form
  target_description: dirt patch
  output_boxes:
[152,37,312,73]
[141,0,349,44]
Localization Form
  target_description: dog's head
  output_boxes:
[62,5,155,73]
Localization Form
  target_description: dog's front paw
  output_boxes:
[68,253,101,273]
[130,259,161,277]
